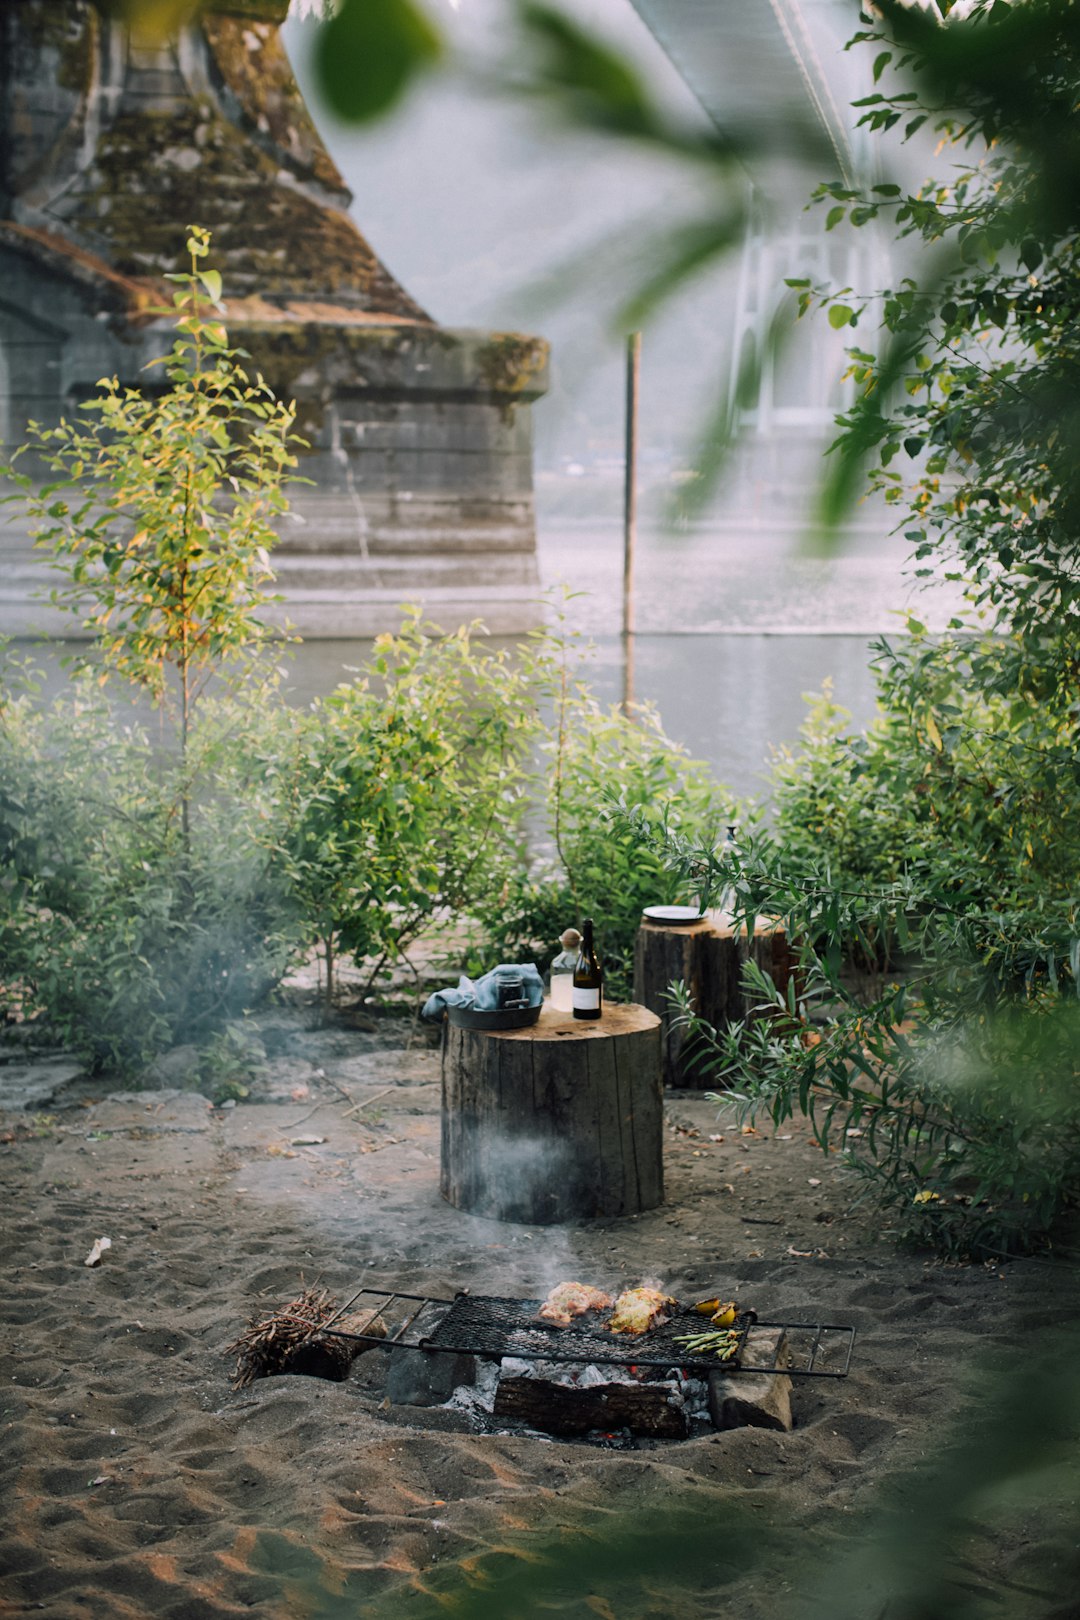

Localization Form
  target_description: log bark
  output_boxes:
[440,1002,662,1223]
[633,914,796,1089]
[281,1309,386,1382]
[493,1375,688,1438]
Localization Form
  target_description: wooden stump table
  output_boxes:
[440,1001,662,1224]
[634,913,795,1089]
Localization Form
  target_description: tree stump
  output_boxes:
[633,913,795,1089]
[440,1002,663,1224]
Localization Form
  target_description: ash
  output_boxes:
[442,1357,500,1415]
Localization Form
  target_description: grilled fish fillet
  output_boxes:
[537,1282,614,1327]
[607,1287,675,1336]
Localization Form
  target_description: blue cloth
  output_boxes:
[422,962,544,1022]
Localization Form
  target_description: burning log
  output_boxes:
[493,1371,690,1438]
[227,1286,386,1387]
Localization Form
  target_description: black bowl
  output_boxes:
[446,1003,543,1032]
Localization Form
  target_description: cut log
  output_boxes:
[281,1309,386,1382]
[493,1375,688,1438]
[440,1001,663,1223]
[633,913,796,1089]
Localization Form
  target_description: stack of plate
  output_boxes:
[641,905,705,927]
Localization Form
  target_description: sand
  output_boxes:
[2,1006,1078,1620]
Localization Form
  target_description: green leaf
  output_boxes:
[314,0,443,125]
[198,268,223,303]
[828,304,855,329]
[520,3,658,135]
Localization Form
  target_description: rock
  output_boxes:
[385,1348,477,1407]
[708,1327,793,1433]
[250,1056,319,1102]
[0,1057,84,1112]
[142,1044,202,1090]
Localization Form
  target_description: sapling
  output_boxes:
[4,226,301,853]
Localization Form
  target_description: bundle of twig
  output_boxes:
[227,1284,342,1388]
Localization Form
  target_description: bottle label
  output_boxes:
[572,986,600,1011]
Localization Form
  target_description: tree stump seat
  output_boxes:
[440,1001,663,1224]
[634,913,795,1089]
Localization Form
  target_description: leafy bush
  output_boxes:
[240,613,544,1007]
[469,665,738,1000]
[0,676,302,1070]
[0,613,555,1059]
[767,623,1080,985]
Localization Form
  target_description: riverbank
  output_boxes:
[2,1001,1077,1619]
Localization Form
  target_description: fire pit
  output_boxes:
[311,1287,855,1443]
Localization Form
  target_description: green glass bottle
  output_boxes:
[572,918,603,1021]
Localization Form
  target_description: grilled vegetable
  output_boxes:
[672,1327,742,1361]
[693,1298,738,1327]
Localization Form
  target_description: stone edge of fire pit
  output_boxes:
[707,1328,793,1432]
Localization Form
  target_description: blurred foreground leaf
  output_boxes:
[314,0,443,124]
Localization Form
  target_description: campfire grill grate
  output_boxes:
[320,1289,855,1378]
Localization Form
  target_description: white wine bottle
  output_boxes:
[572,918,603,1021]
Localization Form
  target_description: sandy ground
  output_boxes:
[2,1005,1078,1620]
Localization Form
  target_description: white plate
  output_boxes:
[642,905,705,926]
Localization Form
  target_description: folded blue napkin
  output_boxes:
[422,962,544,1021]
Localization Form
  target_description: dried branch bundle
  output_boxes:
[226,1283,346,1386]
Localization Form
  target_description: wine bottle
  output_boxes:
[572,918,603,1021]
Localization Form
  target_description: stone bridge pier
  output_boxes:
[0,0,548,638]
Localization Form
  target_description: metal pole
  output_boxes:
[622,330,641,714]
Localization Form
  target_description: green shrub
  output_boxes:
[245,612,543,1007]
[767,627,1080,986]
[469,676,739,1000]
[0,677,302,1071]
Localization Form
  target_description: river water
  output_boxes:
[279,520,961,803]
[10,520,960,804]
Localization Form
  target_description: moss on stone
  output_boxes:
[8,1,95,95]
[202,14,346,196]
[474,333,549,418]
[231,321,426,440]
[475,334,548,395]
[66,101,427,316]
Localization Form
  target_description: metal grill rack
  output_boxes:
[318,1289,855,1378]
